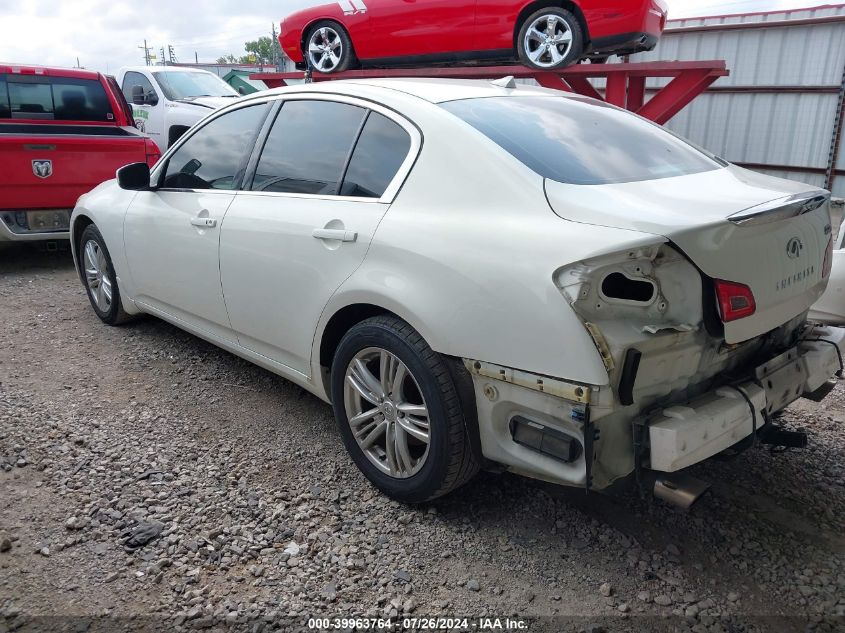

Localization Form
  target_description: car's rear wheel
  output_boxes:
[517,8,584,70]
[305,21,355,74]
[79,224,130,326]
[330,316,479,503]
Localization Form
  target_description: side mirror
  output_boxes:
[131,85,145,105]
[237,86,246,95]
[117,162,151,190]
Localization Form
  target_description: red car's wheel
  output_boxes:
[305,21,355,74]
[517,8,584,70]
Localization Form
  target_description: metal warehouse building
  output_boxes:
[641,3,845,197]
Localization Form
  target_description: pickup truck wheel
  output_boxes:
[517,8,584,70]
[305,21,355,73]
[331,316,479,503]
[79,224,131,326]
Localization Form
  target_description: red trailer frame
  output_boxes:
[251,60,728,125]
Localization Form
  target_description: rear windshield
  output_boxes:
[0,74,114,122]
[440,96,721,185]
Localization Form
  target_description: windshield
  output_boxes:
[441,96,722,185]
[152,71,238,101]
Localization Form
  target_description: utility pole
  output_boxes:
[271,22,278,69]
[168,44,177,64]
[195,51,198,64]
[271,22,284,72]
[160,47,166,66]
[138,39,151,65]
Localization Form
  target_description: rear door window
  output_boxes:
[340,112,411,198]
[251,100,366,195]
[441,96,722,185]
[2,74,115,121]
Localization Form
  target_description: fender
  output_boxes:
[71,181,143,317]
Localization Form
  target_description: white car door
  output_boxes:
[219,97,417,375]
[123,101,271,341]
[121,70,166,152]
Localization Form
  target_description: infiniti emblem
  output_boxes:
[786,237,803,259]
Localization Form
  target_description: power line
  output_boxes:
[171,27,268,47]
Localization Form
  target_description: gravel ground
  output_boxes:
[0,243,843,633]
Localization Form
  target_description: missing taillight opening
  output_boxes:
[601,272,656,303]
[714,279,756,322]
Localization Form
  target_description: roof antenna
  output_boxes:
[490,75,516,89]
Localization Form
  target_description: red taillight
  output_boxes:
[823,237,834,279]
[144,138,161,168]
[714,279,756,323]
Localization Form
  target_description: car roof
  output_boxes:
[0,64,102,80]
[256,77,567,105]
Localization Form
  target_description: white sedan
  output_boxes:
[809,225,845,324]
[71,78,844,505]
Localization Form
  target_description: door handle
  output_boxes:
[190,217,217,228]
[312,228,357,242]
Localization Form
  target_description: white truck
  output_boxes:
[116,66,242,152]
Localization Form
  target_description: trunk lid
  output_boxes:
[545,165,832,344]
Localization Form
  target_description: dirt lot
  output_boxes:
[0,243,843,633]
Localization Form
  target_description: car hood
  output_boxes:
[545,164,832,343]
[173,96,239,110]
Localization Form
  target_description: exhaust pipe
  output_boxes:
[652,472,711,510]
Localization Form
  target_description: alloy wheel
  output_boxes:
[307,27,344,72]
[83,239,113,312]
[523,14,574,68]
[343,347,431,479]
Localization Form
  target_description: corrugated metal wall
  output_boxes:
[638,4,845,196]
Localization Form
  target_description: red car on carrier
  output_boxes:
[280,0,668,73]
[0,64,160,245]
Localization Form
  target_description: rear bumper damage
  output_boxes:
[646,326,843,472]
[464,324,844,492]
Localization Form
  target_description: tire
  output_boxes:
[517,7,584,70]
[79,224,131,326]
[304,21,355,74]
[330,316,479,503]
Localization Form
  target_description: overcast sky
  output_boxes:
[0,0,824,73]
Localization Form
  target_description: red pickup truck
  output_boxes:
[0,65,160,244]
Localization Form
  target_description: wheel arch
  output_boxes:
[314,297,444,398]
[513,0,590,49]
[317,301,484,468]
[70,213,95,283]
[167,124,190,149]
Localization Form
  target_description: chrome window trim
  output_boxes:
[237,190,388,204]
[151,91,422,204]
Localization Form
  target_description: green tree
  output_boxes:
[243,37,274,65]
[216,54,238,64]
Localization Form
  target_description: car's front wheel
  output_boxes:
[517,8,584,70]
[331,316,479,503]
[305,21,355,74]
[79,224,130,326]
